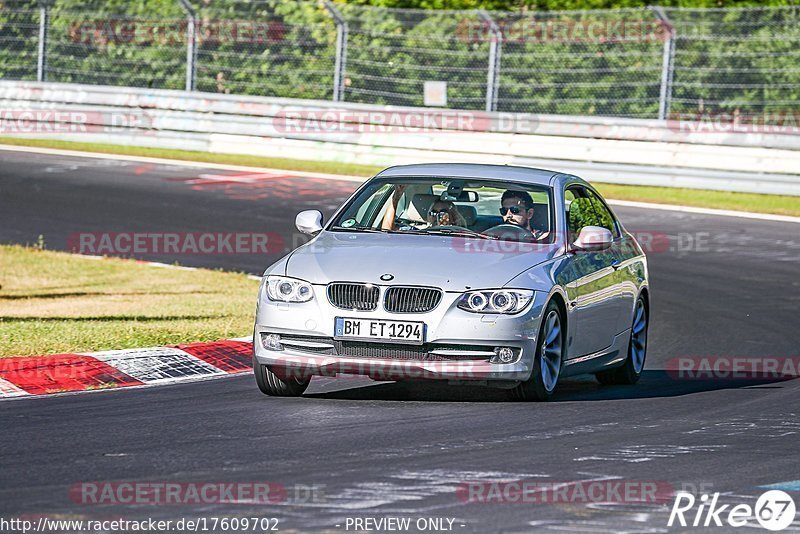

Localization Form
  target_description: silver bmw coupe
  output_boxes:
[253,163,649,401]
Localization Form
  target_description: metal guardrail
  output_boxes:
[3,81,800,150]
[0,81,798,195]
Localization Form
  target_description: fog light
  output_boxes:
[262,333,283,351]
[490,347,517,364]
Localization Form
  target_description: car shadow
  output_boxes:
[303,370,798,403]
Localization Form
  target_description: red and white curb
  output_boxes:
[0,339,253,399]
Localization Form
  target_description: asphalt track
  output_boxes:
[1,148,799,533]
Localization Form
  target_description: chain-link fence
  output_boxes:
[46,0,186,89]
[665,6,800,118]
[194,0,336,99]
[491,7,666,117]
[2,0,799,119]
[0,0,40,81]
[337,6,491,110]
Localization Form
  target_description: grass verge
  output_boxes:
[0,244,259,358]
[1,136,798,217]
[594,183,799,218]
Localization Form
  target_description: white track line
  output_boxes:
[0,372,242,403]
[608,199,800,224]
[0,144,367,182]
[69,254,262,279]
[1,143,797,223]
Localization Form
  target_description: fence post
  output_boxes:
[36,0,51,82]
[478,10,501,113]
[178,0,197,92]
[651,6,675,120]
[324,0,348,102]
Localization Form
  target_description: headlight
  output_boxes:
[458,289,533,314]
[265,276,314,303]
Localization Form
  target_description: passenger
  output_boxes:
[427,199,467,228]
[380,185,467,230]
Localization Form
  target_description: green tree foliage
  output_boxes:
[193,0,335,99]
[1,0,798,118]
[345,0,798,10]
[0,0,40,80]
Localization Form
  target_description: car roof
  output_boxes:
[374,163,562,186]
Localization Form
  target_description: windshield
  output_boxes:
[330,177,553,243]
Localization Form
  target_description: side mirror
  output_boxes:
[296,210,323,235]
[572,226,613,251]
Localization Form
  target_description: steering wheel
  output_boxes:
[482,223,536,242]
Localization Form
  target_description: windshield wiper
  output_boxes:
[330,226,389,233]
[421,228,497,240]
[331,226,496,240]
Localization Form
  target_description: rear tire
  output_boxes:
[595,295,648,385]
[510,301,564,402]
[253,356,310,397]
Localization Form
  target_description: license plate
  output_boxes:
[334,317,425,345]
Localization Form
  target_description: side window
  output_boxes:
[585,190,619,238]
[565,185,619,242]
[565,186,591,243]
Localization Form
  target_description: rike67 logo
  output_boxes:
[669,490,796,531]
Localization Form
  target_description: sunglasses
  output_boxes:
[429,209,451,216]
[500,206,526,216]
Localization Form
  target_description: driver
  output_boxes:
[500,189,545,239]
[427,199,466,227]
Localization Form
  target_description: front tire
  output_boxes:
[596,295,648,385]
[510,301,564,402]
[253,356,311,397]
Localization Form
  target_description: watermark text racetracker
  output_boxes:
[270,354,495,382]
[667,356,800,381]
[70,481,323,506]
[0,110,153,134]
[68,18,287,45]
[458,479,674,504]
[273,109,541,134]
[68,232,285,256]
[668,111,800,135]
[455,18,671,44]
[448,231,710,255]
[68,229,713,259]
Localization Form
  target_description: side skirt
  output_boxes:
[561,329,631,378]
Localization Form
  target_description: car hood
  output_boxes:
[284,231,561,291]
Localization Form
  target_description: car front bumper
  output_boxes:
[253,285,550,384]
